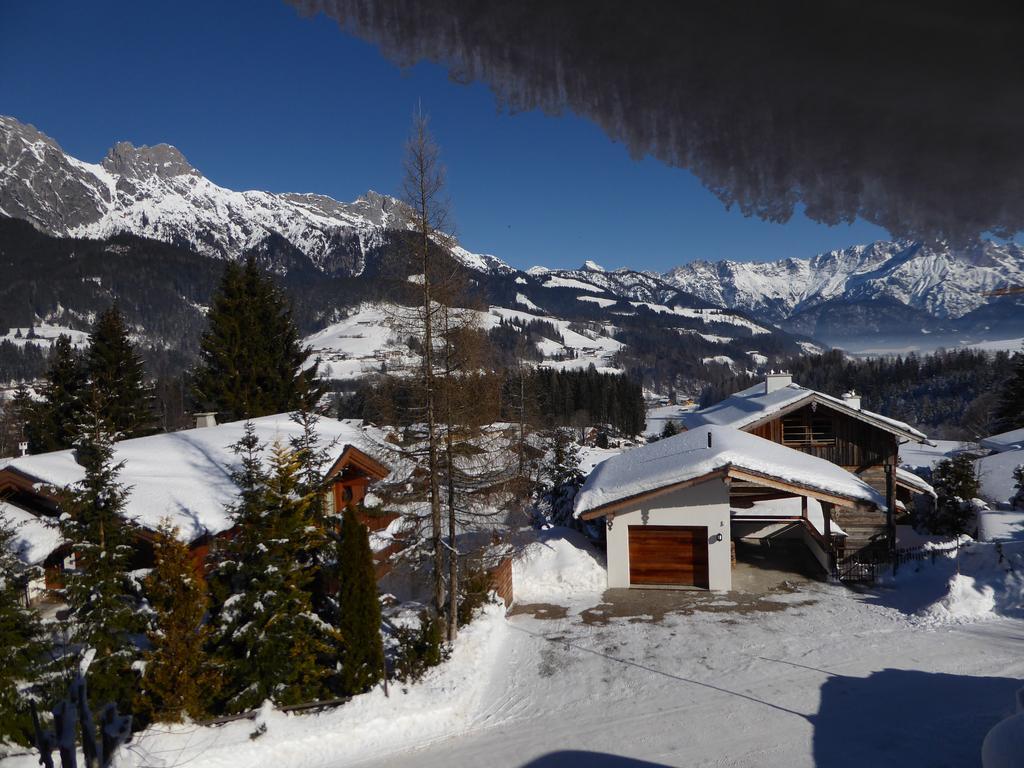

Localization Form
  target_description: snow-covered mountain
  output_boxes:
[664,240,1024,325]
[0,115,509,278]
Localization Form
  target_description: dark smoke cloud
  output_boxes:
[289,1,1024,244]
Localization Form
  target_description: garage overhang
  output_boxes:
[578,465,878,521]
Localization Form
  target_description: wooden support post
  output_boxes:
[800,495,808,519]
[885,462,896,576]
[821,502,835,579]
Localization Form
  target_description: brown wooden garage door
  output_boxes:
[628,525,709,587]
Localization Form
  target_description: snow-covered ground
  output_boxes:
[307,303,626,379]
[0,323,90,349]
[643,404,696,438]
[8,532,1021,768]
[900,439,971,472]
[976,446,1024,506]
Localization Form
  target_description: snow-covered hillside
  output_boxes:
[308,303,626,380]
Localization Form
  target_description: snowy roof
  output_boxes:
[894,466,936,497]
[1,500,61,566]
[681,380,929,443]
[574,425,885,516]
[0,415,394,544]
[979,427,1024,453]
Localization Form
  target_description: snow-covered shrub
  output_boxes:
[393,610,449,683]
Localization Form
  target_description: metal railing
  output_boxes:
[833,540,959,584]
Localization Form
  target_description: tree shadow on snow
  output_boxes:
[518,752,670,767]
[811,667,1020,767]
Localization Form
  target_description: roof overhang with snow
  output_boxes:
[324,444,390,483]
[681,383,931,445]
[0,415,394,547]
[894,466,936,498]
[574,425,885,520]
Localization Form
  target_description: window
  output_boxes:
[782,414,836,446]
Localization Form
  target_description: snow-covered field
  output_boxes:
[308,303,626,379]
[8,532,1021,768]
[0,323,90,349]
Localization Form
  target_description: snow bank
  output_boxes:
[512,529,606,604]
[926,574,996,623]
[105,604,510,768]
[890,539,1024,625]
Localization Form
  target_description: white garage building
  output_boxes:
[573,425,884,591]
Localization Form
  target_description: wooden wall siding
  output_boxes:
[831,506,888,552]
[628,526,709,588]
[750,404,898,473]
[488,556,514,608]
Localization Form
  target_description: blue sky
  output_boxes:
[0,0,891,271]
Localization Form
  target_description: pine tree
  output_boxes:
[85,305,153,438]
[136,522,215,725]
[400,109,448,627]
[59,408,142,713]
[211,435,342,712]
[25,334,85,453]
[193,259,324,421]
[1012,464,1024,509]
[335,506,384,696]
[994,348,1024,432]
[0,512,49,747]
[661,419,680,438]
[927,455,980,538]
[542,428,584,526]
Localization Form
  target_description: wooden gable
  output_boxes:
[746,401,899,473]
[323,444,390,511]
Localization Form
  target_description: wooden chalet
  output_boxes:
[0,414,392,602]
[681,372,932,561]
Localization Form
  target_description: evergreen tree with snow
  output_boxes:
[136,521,215,725]
[288,408,339,623]
[0,512,49,747]
[59,408,142,713]
[541,428,584,526]
[211,432,342,712]
[926,455,980,539]
[544,427,583,490]
[85,305,153,438]
[994,348,1024,432]
[661,419,679,438]
[24,334,85,453]
[1013,464,1024,509]
[335,506,384,696]
[193,258,324,421]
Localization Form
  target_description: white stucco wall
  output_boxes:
[605,478,732,591]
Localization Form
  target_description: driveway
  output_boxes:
[355,580,1024,768]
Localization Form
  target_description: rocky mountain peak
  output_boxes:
[101,141,199,179]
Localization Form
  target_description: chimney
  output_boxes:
[707,431,712,448]
[18,441,28,457]
[842,391,861,410]
[765,370,793,394]
[194,412,218,429]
